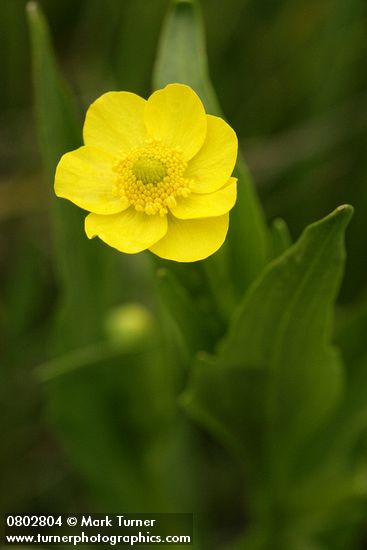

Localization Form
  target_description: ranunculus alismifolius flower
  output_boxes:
[55,83,238,262]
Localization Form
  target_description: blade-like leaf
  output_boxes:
[26,1,81,175]
[27,2,122,351]
[153,0,220,113]
[156,268,208,355]
[184,205,353,481]
[268,217,292,260]
[305,294,367,473]
[153,0,268,296]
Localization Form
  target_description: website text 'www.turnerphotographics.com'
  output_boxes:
[3,514,193,546]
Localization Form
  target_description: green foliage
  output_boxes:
[221,206,351,440]
[154,0,269,297]
[268,217,292,260]
[180,204,366,548]
[154,0,221,114]
[185,205,350,453]
[36,340,186,511]
[3,0,367,549]
[26,3,187,521]
[27,1,124,351]
[26,2,81,176]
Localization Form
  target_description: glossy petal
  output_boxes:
[83,92,147,156]
[145,84,207,161]
[85,208,168,254]
[170,178,237,219]
[150,213,229,262]
[55,146,129,215]
[186,114,238,193]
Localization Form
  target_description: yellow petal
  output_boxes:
[55,146,129,215]
[83,92,147,155]
[170,178,237,219]
[186,114,238,193]
[144,84,207,161]
[85,207,168,254]
[150,213,229,262]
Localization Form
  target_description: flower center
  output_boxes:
[113,139,192,216]
[132,157,167,185]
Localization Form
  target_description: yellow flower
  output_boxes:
[54,84,238,262]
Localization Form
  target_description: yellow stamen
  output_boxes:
[113,139,192,216]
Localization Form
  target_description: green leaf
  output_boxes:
[304,295,367,475]
[268,217,292,260]
[37,337,188,509]
[229,157,269,294]
[156,266,228,355]
[336,293,367,374]
[153,0,220,114]
[153,0,268,296]
[184,205,353,483]
[156,268,207,356]
[27,2,122,351]
[26,1,81,175]
[182,353,270,489]
[39,345,163,510]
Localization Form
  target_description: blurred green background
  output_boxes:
[1,0,367,547]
